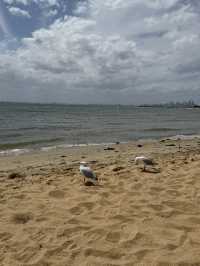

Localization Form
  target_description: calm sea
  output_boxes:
[0,102,200,154]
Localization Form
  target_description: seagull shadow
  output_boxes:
[84,180,96,186]
[141,167,161,174]
[82,180,103,188]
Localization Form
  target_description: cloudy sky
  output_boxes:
[0,0,200,104]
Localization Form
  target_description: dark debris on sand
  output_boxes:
[8,172,25,179]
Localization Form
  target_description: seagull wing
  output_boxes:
[80,166,97,180]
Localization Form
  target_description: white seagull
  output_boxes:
[135,156,154,171]
[79,161,98,184]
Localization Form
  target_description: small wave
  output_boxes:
[168,134,200,140]
[0,148,30,156]
[58,142,123,148]
[0,140,125,156]
[40,146,58,151]
[40,142,119,151]
[143,128,179,132]
[0,138,64,150]
[0,133,22,138]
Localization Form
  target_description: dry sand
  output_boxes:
[0,138,200,265]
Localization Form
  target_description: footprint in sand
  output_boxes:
[84,228,105,241]
[165,189,181,197]
[84,248,124,260]
[11,212,33,224]
[57,226,90,238]
[14,193,26,200]
[131,183,143,190]
[134,249,153,261]
[79,201,95,210]
[120,232,152,248]
[44,240,74,257]
[0,232,13,241]
[186,216,200,224]
[69,202,95,215]
[148,204,164,212]
[105,231,121,243]
[69,206,82,215]
[164,200,196,213]
[66,218,80,225]
[48,190,65,199]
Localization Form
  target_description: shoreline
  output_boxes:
[0,133,200,157]
[0,135,200,172]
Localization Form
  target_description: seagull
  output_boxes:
[79,161,98,184]
[135,156,154,171]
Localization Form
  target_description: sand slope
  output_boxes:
[0,141,200,265]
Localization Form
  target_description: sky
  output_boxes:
[0,0,200,104]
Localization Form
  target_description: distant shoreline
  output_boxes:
[138,105,200,108]
[0,101,200,107]
[138,101,200,108]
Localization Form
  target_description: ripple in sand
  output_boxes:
[44,240,74,257]
[48,190,65,199]
[84,248,124,260]
[157,209,183,218]
[14,245,43,264]
[57,226,91,238]
[134,248,153,261]
[163,200,196,213]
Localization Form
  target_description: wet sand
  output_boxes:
[0,138,200,265]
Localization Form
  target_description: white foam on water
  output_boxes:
[40,142,120,152]
[40,146,58,151]
[0,148,30,156]
[168,134,200,140]
[2,134,199,157]
[0,141,125,156]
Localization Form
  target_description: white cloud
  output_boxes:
[33,0,60,8]
[11,17,138,91]
[45,8,58,17]
[3,0,60,6]
[8,6,31,18]
[3,0,29,5]
[173,34,199,49]
[90,0,179,14]
[1,0,200,103]
[3,0,14,4]
[74,2,89,16]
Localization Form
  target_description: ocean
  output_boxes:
[0,102,200,155]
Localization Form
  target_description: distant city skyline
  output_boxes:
[0,0,200,104]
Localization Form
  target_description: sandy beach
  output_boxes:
[0,137,200,265]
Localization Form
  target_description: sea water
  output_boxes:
[0,102,200,154]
